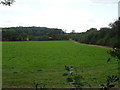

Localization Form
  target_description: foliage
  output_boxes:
[69,20,120,47]
[63,65,90,89]
[0,0,15,6]
[100,75,119,90]
[99,20,120,89]
[107,48,120,62]
[2,27,68,41]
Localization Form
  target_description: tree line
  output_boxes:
[69,20,120,47]
[2,26,69,41]
[2,20,120,47]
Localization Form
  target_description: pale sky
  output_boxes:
[0,0,119,33]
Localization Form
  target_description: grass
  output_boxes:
[2,41,118,88]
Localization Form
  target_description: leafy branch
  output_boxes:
[0,0,15,6]
[107,48,120,62]
[63,65,91,89]
[100,75,119,90]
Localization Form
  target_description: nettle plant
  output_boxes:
[63,65,91,89]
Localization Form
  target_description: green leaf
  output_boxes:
[65,65,70,71]
[63,73,68,76]
[67,78,73,82]
[107,58,111,62]
[108,84,115,88]
[99,83,105,87]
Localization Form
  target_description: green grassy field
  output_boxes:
[2,41,118,88]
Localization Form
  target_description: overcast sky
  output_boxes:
[0,0,119,32]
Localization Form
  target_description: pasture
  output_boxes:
[2,41,118,88]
